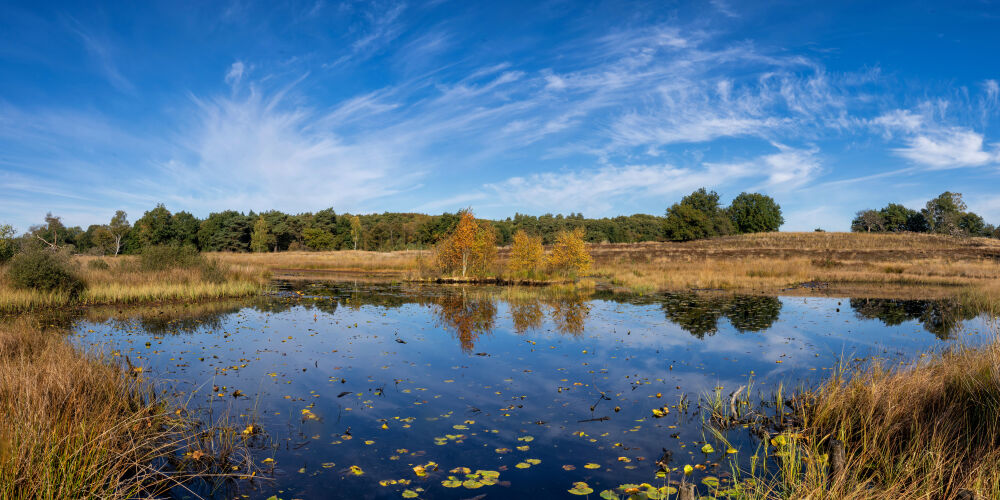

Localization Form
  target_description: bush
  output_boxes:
[6,250,85,296]
[137,245,229,283]
[138,245,201,271]
[197,259,228,284]
[87,259,110,270]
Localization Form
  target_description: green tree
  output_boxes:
[727,192,783,234]
[197,211,252,252]
[171,211,200,247]
[104,210,131,255]
[135,204,175,247]
[877,203,916,232]
[851,209,885,233]
[663,189,733,241]
[922,192,966,235]
[29,212,68,249]
[302,228,336,250]
[250,216,276,252]
[0,223,16,263]
[958,212,987,236]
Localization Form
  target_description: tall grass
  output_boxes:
[216,233,1000,301]
[711,324,1000,499]
[0,319,256,499]
[0,254,269,314]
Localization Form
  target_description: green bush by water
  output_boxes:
[6,250,85,296]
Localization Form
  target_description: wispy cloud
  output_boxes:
[476,145,821,216]
[326,1,407,68]
[225,61,246,88]
[65,18,133,93]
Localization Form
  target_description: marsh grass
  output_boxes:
[0,254,269,314]
[709,323,1000,499]
[213,233,1000,302]
[0,318,257,499]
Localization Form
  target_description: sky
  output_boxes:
[2,0,1000,232]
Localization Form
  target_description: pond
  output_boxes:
[70,282,994,499]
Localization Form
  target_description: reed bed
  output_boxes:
[0,318,256,499]
[213,249,428,273]
[0,255,269,314]
[708,324,1000,499]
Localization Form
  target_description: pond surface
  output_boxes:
[71,282,993,499]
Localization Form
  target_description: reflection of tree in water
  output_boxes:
[434,291,497,352]
[661,293,782,338]
[547,298,591,335]
[849,298,980,340]
[510,301,544,334]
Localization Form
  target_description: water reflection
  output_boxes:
[62,282,996,500]
[434,291,497,352]
[850,298,980,339]
[47,282,992,350]
[655,294,782,338]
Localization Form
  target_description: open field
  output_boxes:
[589,232,1000,296]
[213,232,1000,300]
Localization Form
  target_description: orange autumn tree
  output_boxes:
[507,230,544,278]
[547,227,592,277]
[436,211,497,277]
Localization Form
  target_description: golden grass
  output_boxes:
[0,318,255,499]
[719,331,1000,499]
[588,232,1000,296]
[0,255,269,314]
[210,232,1000,301]
[213,250,428,275]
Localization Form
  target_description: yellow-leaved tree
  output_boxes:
[507,230,544,278]
[547,227,592,277]
[437,211,497,277]
[349,215,362,250]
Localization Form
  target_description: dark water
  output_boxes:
[70,282,992,499]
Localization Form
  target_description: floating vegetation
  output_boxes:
[64,281,995,498]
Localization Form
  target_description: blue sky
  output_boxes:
[2,0,999,232]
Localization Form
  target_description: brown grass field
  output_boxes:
[213,231,1000,302]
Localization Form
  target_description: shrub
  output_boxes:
[138,245,201,271]
[6,250,85,296]
[137,244,230,283]
[197,259,228,284]
[87,259,110,270]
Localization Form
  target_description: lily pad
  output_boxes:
[568,482,594,495]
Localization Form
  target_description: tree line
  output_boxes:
[851,192,999,238]
[0,188,785,257]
